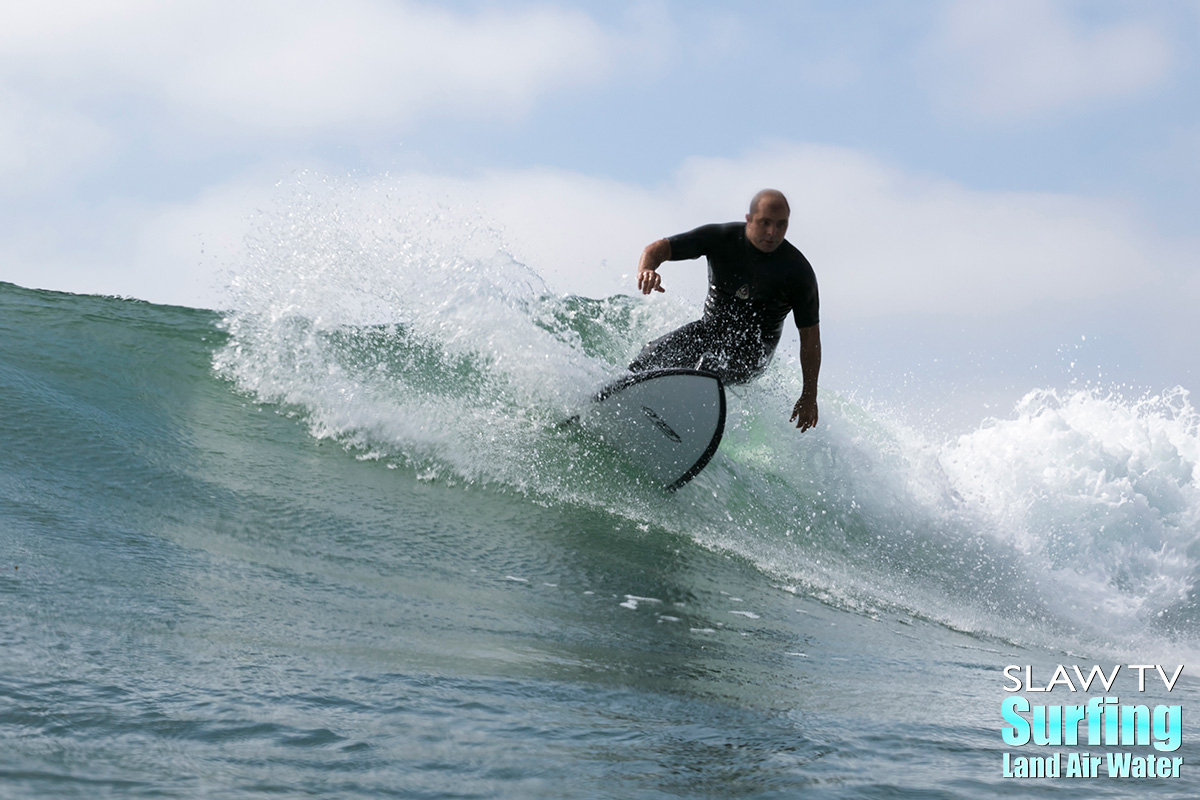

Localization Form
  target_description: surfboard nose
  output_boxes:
[581,368,726,491]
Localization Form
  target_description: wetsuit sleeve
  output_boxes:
[792,274,820,329]
[665,224,728,262]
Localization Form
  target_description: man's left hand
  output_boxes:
[790,394,818,431]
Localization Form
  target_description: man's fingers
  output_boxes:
[790,400,817,430]
[637,272,664,294]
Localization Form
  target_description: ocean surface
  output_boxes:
[3,203,1200,798]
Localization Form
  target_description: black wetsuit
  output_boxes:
[628,222,819,384]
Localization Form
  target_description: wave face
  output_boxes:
[201,182,1200,661]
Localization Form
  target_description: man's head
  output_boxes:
[744,189,790,253]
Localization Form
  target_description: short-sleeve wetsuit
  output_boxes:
[628,222,820,384]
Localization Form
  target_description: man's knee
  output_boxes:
[629,322,709,372]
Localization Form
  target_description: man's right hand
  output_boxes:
[637,267,664,294]
[635,239,671,294]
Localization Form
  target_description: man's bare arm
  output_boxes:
[790,323,821,431]
[637,239,671,294]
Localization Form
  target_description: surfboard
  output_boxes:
[580,368,726,491]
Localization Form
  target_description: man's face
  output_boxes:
[744,200,789,253]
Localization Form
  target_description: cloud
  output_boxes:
[19,141,1177,325]
[0,90,112,195]
[928,0,1172,119]
[381,143,1173,323]
[0,168,277,310]
[0,0,620,141]
[173,1,616,136]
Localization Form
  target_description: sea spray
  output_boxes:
[939,387,1200,641]
[212,178,1200,659]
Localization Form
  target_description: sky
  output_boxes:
[3,0,1199,412]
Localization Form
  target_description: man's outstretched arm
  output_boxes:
[636,239,671,294]
[790,323,821,431]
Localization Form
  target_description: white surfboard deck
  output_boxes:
[580,368,726,491]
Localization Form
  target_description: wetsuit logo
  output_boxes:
[735,284,750,299]
[641,406,682,443]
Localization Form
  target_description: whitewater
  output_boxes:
[2,183,1198,798]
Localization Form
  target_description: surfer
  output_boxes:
[629,189,821,431]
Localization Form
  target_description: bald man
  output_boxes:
[630,189,821,431]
